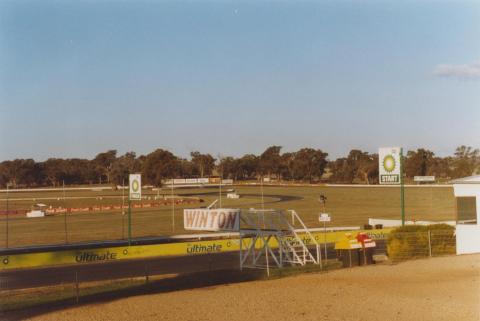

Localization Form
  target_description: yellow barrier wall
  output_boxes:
[0,229,392,270]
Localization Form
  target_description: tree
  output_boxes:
[142,149,179,185]
[237,154,259,180]
[178,159,195,178]
[110,152,140,185]
[357,153,378,184]
[280,152,296,180]
[217,156,237,179]
[451,145,479,178]
[428,156,451,179]
[405,149,435,178]
[328,150,377,184]
[43,158,65,186]
[259,146,282,178]
[190,151,216,177]
[328,158,350,183]
[0,159,39,187]
[93,150,117,184]
[291,148,328,182]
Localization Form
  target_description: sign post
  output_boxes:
[319,213,331,261]
[379,147,405,226]
[128,174,142,245]
[400,148,405,226]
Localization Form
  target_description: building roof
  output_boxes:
[451,175,480,184]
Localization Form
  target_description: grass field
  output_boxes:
[0,185,455,248]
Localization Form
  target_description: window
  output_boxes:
[456,197,477,224]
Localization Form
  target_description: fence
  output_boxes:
[386,230,456,261]
[0,229,458,313]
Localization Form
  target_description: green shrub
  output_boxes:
[387,224,455,261]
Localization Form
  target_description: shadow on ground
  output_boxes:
[2,265,328,321]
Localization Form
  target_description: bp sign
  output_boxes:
[379,147,401,184]
[129,174,142,200]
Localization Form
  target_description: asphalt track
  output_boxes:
[0,246,341,291]
[0,252,238,291]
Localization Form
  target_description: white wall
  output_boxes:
[456,225,480,254]
[453,183,480,254]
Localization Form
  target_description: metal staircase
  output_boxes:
[239,209,321,271]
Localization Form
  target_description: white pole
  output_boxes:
[266,244,270,277]
[428,230,432,257]
[63,180,68,243]
[219,177,222,208]
[122,178,125,215]
[261,176,265,210]
[122,178,125,239]
[324,221,328,262]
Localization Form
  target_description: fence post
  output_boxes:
[145,264,149,284]
[428,230,432,257]
[75,271,79,303]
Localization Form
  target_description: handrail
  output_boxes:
[282,217,319,265]
[287,210,322,267]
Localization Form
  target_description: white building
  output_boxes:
[452,175,480,254]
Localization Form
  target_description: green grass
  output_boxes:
[0,185,454,248]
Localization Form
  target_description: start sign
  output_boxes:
[379,147,401,185]
[129,174,142,200]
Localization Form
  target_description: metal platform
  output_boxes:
[239,209,322,272]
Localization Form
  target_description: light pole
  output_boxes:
[6,184,9,248]
[319,194,328,261]
[400,148,405,226]
[63,180,68,244]
[122,177,125,239]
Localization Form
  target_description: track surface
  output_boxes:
[0,245,341,291]
[0,252,237,290]
[14,254,477,321]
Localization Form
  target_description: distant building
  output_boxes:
[452,175,480,254]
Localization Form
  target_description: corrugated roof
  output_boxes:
[451,175,480,184]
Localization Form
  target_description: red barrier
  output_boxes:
[6,198,201,216]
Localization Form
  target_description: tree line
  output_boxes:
[0,145,478,188]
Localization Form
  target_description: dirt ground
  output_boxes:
[9,254,480,321]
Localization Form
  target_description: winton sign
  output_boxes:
[184,209,240,232]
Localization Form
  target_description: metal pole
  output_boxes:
[63,180,68,243]
[261,176,265,210]
[265,241,269,277]
[171,181,175,233]
[400,148,405,226]
[122,178,125,215]
[75,270,79,303]
[428,230,432,257]
[122,178,125,239]
[324,221,328,262]
[145,264,149,284]
[219,176,222,208]
[6,185,9,248]
[128,199,132,245]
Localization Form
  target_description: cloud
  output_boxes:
[433,60,480,80]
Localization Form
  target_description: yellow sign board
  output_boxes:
[0,229,392,270]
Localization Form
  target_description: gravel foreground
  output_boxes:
[7,254,480,321]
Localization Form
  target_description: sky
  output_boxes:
[0,0,479,161]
